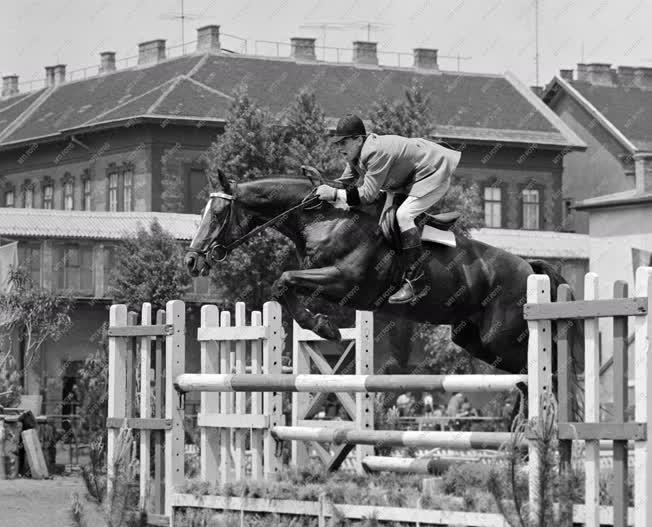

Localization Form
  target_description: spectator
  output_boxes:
[396,392,410,417]
[423,392,434,417]
[446,392,465,417]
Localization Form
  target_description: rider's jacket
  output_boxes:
[337,134,461,204]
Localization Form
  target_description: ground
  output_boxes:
[0,475,105,527]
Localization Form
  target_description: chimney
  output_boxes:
[53,64,66,85]
[291,37,316,61]
[138,39,166,65]
[100,51,116,74]
[559,69,573,82]
[576,63,589,82]
[45,66,56,87]
[585,63,614,86]
[617,66,636,86]
[1,75,19,97]
[197,25,220,52]
[413,48,438,71]
[633,67,652,90]
[634,153,652,193]
[352,41,378,65]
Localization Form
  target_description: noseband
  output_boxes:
[190,189,321,264]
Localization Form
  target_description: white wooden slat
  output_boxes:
[200,305,220,484]
[263,301,283,478]
[219,310,231,485]
[355,311,374,472]
[139,303,152,510]
[292,320,311,468]
[250,311,264,479]
[233,303,247,480]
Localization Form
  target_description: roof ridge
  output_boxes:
[80,77,177,126]
[503,71,586,150]
[183,75,234,100]
[0,87,55,143]
[147,75,185,114]
[552,75,637,153]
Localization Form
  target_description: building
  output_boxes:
[0,25,588,406]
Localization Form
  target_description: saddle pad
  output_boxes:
[421,225,456,247]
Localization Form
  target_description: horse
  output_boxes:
[185,171,583,380]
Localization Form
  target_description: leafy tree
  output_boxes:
[370,83,432,138]
[282,89,341,179]
[0,265,73,396]
[108,219,191,310]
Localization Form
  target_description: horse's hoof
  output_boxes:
[313,314,342,341]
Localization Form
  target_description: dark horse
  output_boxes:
[185,172,583,377]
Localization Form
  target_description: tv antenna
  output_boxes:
[159,0,205,54]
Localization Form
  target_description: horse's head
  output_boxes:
[185,170,254,277]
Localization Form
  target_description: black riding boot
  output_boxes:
[388,228,427,304]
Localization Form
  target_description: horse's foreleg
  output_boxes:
[272,266,351,340]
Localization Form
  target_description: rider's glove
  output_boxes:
[316,185,337,201]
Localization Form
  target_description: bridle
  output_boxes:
[190,189,322,264]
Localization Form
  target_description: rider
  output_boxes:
[316,114,461,304]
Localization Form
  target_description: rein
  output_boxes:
[197,190,322,262]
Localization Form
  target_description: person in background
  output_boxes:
[446,392,465,417]
[396,392,411,417]
[423,392,434,417]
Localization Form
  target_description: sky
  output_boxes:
[1,0,651,90]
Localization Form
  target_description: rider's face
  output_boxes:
[338,137,363,163]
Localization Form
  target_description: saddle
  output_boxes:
[380,206,459,250]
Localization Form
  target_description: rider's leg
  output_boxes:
[388,182,449,304]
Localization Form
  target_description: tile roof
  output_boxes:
[0,207,589,259]
[0,51,585,149]
[543,76,652,152]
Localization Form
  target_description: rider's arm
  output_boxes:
[344,149,393,206]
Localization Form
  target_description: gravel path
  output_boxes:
[0,475,106,527]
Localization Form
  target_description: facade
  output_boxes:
[0,25,589,407]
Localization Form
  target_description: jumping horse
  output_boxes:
[185,170,583,379]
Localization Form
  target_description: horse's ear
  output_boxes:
[216,168,233,194]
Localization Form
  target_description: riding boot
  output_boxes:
[388,228,427,304]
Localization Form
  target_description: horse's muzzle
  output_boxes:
[185,251,210,277]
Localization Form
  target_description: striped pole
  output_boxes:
[361,455,456,475]
[270,426,524,450]
[174,374,527,394]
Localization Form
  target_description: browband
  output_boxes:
[209,192,235,200]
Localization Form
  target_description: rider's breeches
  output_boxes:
[385,178,451,232]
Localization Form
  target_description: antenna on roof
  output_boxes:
[299,21,393,59]
[159,0,205,54]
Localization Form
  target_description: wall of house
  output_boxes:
[455,144,564,230]
[548,93,632,234]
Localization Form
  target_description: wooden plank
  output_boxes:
[583,273,601,527]
[126,312,138,419]
[556,284,573,527]
[354,311,374,472]
[197,325,269,342]
[218,310,232,485]
[154,308,165,515]
[325,443,355,472]
[572,504,635,526]
[634,267,652,527]
[250,311,264,479]
[294,326,358,342]
[526,274,552,527]
[233,303,247,480]
[523,296,646,321]
[200,305,220,485]
[296,420,355,430]
[107,304,128,501]
[263,301,283,479]
[106,418,172,430]
[612,281,628,527]
[21,429,48,479]
[139,303,152,511]
[164,300,185,518]
[291,322,311,468]
[198,413,269,429]
[557,422,646,441]
[108,324,172,337]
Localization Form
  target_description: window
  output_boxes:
[55,244,93,293]
[43,183,54,209]
[483,187,502,228]
[5,190,14,207]
[123,168,133,212]
[24,185,34,208]
[63,180,74,211]
[82,179,91,210]
[18,243,41,285]
[522,188,540,230]
[108,172,118,212]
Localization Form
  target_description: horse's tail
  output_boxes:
[528,259,585,420]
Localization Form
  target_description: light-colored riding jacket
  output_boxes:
[337,134,462,203]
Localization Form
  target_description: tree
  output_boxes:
[282,89,341,179]
[108,219,191,310]
[370,83,432,138]
[0,266,73,395]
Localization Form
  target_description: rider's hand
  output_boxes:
[316,185,337,201]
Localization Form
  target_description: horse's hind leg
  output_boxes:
[272,266,351,340]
